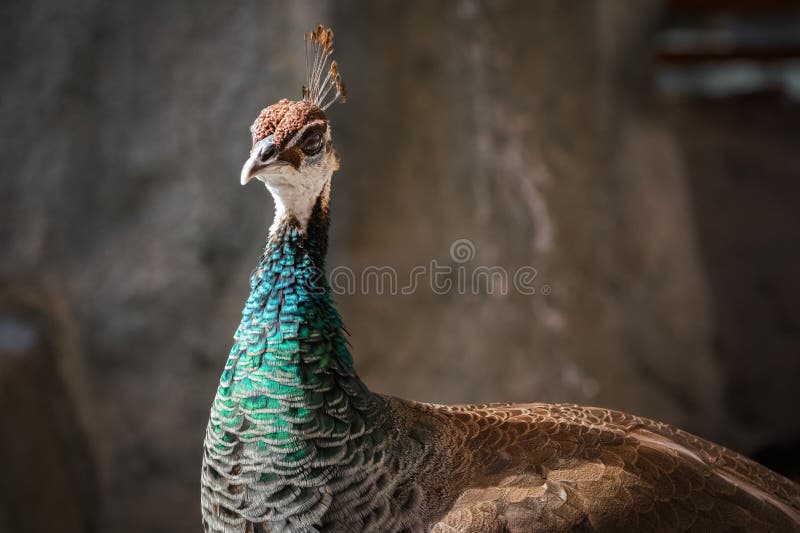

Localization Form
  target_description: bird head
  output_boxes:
[241,25,346,232]
[240,99,338,187]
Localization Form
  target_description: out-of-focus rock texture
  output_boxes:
[1,0,798,531]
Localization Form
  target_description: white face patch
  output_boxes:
[249,122,336,234]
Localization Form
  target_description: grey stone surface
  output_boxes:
[2,1,798,531]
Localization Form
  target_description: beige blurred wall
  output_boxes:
[2,1,799,531]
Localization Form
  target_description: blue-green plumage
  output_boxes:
[202,202,381,531]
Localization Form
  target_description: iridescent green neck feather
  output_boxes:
[202,197,379,530]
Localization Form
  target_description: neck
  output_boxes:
[267,183,331,269]
[267,173,332,235]
[239,189,368,406]
[207,186,376,514]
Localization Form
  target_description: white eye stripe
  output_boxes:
[285,119,328,150]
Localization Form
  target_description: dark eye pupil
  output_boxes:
[303,133,323,154]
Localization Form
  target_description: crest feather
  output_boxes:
[303,24,347,110]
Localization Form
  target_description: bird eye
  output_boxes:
[301,132,324,155]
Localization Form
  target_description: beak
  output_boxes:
[240,136,278,185]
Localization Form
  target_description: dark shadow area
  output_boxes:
[0,288,97,532]
[669,94,800,474]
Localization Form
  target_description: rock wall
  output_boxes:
[1,1,798,531]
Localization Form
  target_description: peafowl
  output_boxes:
[201,25,800,532]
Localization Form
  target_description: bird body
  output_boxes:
[202,25,800,532]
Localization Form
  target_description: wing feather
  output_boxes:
[432,403,800,532]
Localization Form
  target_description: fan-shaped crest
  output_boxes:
[302,24,347,111]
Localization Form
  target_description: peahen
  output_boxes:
[201,25,800,532]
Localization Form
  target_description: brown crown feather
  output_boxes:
[250,99,327,150]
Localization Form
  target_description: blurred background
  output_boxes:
[2,0,799,531]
